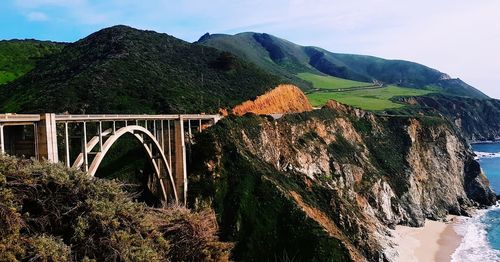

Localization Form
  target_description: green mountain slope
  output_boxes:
[0,40,64,85]
[0,26,280,114]
[198,32,488,99]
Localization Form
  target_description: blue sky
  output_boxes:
[1,0,499,98]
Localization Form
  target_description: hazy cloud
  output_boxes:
[26,11,48,21]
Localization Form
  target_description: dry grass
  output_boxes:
[232,84,313,115]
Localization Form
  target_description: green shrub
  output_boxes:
[0,155,231,261]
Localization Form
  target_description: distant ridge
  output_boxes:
[198,32,488,99]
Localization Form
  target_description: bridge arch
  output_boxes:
[82,125,178,203]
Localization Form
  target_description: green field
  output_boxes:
[298,72,372,89]
[307,85,433,111]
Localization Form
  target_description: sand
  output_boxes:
[393,216,462,262]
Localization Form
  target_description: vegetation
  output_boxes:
[189,115,353,261]
[0,40,64,85]
[197,32,314,90]
[199,32,488,99]
[0,26,280,114]
[188,106,467,260]
[393,94,500,141]
[298,72,371,90]
[0,155,231,261]
[307,85,433,110]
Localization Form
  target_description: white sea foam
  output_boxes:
[451,204,500,262]
[474,151,500,160]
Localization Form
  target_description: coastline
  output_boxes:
[393,216,462,262]
[470,140,500,144]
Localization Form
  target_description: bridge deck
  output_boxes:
[0,114,41,125]
[0,114,220,124]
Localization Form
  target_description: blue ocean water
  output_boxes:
[452,143,500,261]
[474,142,500,194]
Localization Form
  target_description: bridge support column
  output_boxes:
[174,117,187,205]
[36,113,58,163]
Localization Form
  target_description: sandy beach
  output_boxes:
[393,216,462,262]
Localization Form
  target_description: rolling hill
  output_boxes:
[0,26,280,114]
[0,40,64,85]
[197,32,488,100]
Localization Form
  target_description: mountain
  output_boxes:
[0,40,64,85]
[197,32,488,99]
[0,26,280,114]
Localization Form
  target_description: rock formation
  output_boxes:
[189,100,496,261]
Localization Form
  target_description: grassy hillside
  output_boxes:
[0,26,280,114]
[199,32,488,99]
[198,32,314,89]
[298,72,371,90]
[297,72,433,110]
[0,40,64,85]
[307,85,433,110]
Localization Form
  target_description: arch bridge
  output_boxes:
[0,113,221,205]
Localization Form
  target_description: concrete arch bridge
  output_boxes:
[0,113,221,205]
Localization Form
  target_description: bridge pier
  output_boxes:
[36,113,58,163]
[174,117,187,205]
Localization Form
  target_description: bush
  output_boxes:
[0,156,231,261]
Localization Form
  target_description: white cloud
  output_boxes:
[26,11,48,21]
[15,0,111,25]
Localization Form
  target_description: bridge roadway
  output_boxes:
[0,113,221,205]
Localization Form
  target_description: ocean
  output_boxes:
[452,142,500,262]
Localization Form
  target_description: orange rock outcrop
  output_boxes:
[232,84,312,116]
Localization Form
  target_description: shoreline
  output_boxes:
[470,140,500,145]
[393,216,462,262]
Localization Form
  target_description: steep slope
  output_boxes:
[198,32,314,89]
[189,102,495,261]
[198,32,488,99]
[396,94,500,141]
[0,40,64,85]
[0,26,280,114]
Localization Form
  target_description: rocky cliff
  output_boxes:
[189,100,496,261]
[396,95,500,142]
[232,84,312,115]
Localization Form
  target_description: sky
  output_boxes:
[1,0,499,98]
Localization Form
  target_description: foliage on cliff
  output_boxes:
[0,40,64,85]
[188,102,495,261]
[232,84,313,115]
[0,25,280,114]
[395,94,500,141]
[0,156,231,261]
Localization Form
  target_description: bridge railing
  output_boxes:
[0,113,222,205]
[55,114,220,122]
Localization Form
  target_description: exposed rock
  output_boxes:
[189,100,496,261]
[397,95,500,141]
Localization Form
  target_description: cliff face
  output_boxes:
[232,84,312,115]
[397,95,500,141]
[189,100,495,261]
